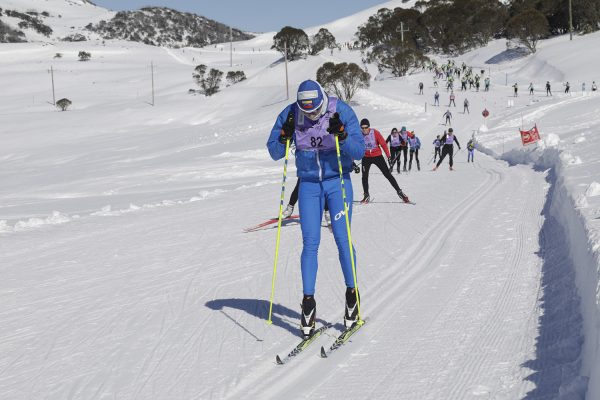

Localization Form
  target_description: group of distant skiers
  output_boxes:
[518,80,597,97]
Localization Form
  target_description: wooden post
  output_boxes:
[284,42,289,100]
[400,22,410,47]
[569,0,573,41]
[151,61,155,106]
[50,65,56,105]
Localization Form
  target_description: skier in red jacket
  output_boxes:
[359,118,410,203]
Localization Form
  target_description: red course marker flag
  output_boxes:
[520,124,541,146]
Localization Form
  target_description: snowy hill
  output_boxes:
[0,0,253,46]
[1,1,599,399]
[0,0,112,41]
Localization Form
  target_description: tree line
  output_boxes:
[273,0,600,81]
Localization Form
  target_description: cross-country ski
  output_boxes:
[243,215,299,233]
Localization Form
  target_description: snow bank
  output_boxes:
[550,177,600,399]
[586,182,600,197]
[0,211,73,233]
[489,138,600,399]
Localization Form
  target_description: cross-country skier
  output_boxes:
[433,128,461,171]
[564,81,570,94]
[467,138,475,163]
[359,118,410,204]
[463,98,470,114]
[386,127,402,173]
[449,91,456,107]
[408,131,421,171]
[546,81,552,96]
[433,135,442,163]
[513,82,518,97]
[529,82,534,96]
[418,82,424,95]
[443,109,452,126]
[592,81,598,92]
[434,90,440,106]
[398,126,409,171]
[267,79,365,336]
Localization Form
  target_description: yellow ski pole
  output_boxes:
[267,138,291,324]
[334,135,361,321]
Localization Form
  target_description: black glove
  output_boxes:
[387,157,392,166]
[352,162,360,174]
[279,111,294,144]
[326,113,348,141]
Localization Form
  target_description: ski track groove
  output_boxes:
[358,167,502,398]
[445,174,543,399]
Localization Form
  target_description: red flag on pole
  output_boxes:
[520,124,541,146]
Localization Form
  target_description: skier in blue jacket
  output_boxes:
[267,80,365,337]
[408,131,421,171]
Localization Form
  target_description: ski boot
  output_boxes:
[282,204,294,218]
[397,189,410,203]
[300,296,316,338]
[360,194,370,204]
[344,287,360,328]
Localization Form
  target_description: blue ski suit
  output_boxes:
[267,97,365,295]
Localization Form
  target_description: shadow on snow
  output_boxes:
[521,167,587,399]
[205,298,343,339]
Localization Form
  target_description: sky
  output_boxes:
[90,0,389,32]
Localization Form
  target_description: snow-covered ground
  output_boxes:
[1,1,599,399]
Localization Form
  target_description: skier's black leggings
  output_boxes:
[436,144,455,168]
[361,155,401,195]
[399,146,408,169]
[409,149,420,170]
[289,179,300,206]
[390,146,401,170]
